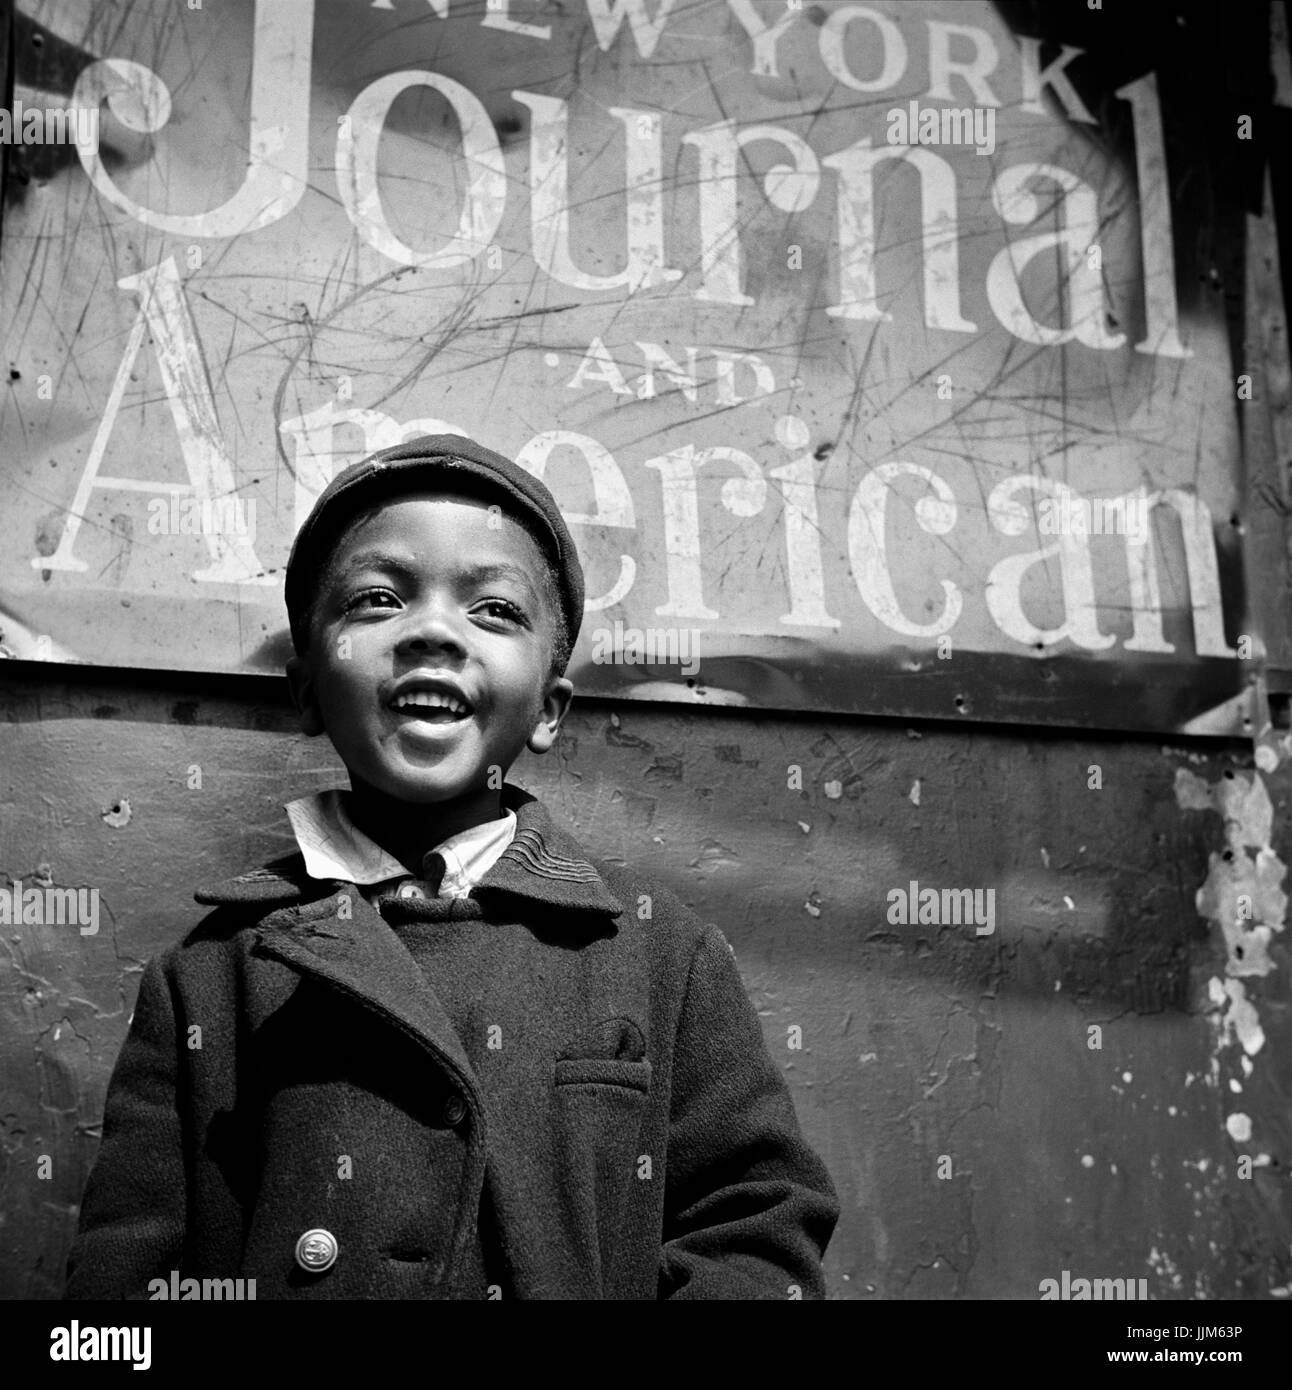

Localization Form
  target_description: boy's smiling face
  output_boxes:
[286,488,573,845]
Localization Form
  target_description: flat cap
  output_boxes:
[284,433,584,655]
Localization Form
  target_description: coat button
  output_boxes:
[295,1228,338,1273]
[442,1092,468,1127]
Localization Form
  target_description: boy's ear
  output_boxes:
[285,654,326,737]
[527,676,574,755]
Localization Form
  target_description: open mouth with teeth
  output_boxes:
[390,691,473,723]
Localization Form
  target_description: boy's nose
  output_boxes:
[395,602,468,655]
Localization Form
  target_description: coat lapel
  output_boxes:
[252,885,479,1104]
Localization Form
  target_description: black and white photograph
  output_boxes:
[0,0,1289,1357]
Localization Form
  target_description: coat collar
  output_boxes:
[193,782,624,920]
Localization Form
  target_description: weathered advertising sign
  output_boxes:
[0,0,1255,731]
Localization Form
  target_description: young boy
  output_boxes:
[65,433,840,1300]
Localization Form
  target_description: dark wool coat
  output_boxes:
[65,784,839,1300]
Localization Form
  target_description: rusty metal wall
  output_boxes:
[1,668,1288,1299]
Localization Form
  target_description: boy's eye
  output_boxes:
[479,598,525,622]
[342,587,399,614]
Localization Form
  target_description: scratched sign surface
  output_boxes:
[0,0,1250,732]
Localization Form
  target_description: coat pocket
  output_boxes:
[553,1057,651,1092]
[550,1054,652,1294]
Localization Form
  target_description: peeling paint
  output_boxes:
[1207,976,1265,1056]
[1175,769,1286,977]
[1225,1113,1252,1143]
[687,839,740,873]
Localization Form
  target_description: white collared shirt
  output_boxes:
[284,789,517,900]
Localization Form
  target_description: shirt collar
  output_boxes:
[195,783,624,920]
[284,788,516,897]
